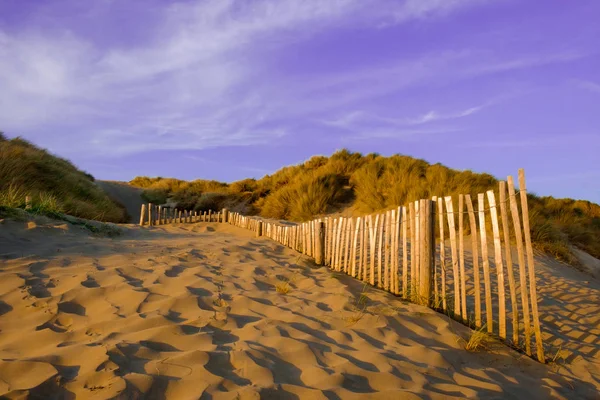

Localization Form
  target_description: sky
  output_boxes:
[1,0,599,203]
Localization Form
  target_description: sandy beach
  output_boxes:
[0,217,598,399]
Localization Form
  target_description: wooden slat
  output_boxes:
[478,193,493,334]
[361,217,367,281]
[384,210,392,291]
[368,215,376,286]
[414,200,420,290]
[458,195,467,320]
[445,196,461,318]
[437,198,446,311]
[351,217,360,278]
[393,207,401,295]
[338,218,346,271]
[323,219,327,263]
[418,201,427,303]
[431,197,438,305]
[304,222,309,255]
[358,218,363,280]
[331,218,340,270]
[139,204,146,226]
[402,206,408,298]
[409,202,416,297]
[377,213,385,288]
[343,218,352,273]
[311,220,316,257]
[331,218,338,270]
[498,181,519,346]
[419,200,434,305]
[508,175,532,355]
[519,169,545,363]
[336,218,344,271]
[340,218,347,271]
[488,190,507,340]
[465,195,482,329]
[329,217,334,266]
[301,223,306,255]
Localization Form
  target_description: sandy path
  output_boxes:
[96,181,145,223]
[0,219,598,399]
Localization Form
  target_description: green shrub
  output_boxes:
[195,192,227,212]
[141,188,169,204]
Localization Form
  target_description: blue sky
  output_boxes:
[1,0,599,203]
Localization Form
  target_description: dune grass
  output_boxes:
[464,327,492,352]
[129,149,600,263]
[0,134,127,222]
[6,133,596,264]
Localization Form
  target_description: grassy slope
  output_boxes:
[0,134,127,223]
[130,149,600,264]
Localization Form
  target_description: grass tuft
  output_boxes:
[275,281,291,295]
[464,326,492,352]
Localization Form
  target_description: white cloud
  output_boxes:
[574,79,600,94]
[0,0,585,156]
[322,103,488,131]
[457,133,598,149]
[388,0,492,23]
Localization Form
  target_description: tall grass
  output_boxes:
[0,135,127,222]
[128,148,600,262]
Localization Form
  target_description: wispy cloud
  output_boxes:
[574,79,600,94]
[0,0,590,157]
[322,103,488,132]
[457,134,598,149]
[387,0,492,23]
[349,127,463,140]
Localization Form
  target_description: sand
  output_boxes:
[95,181,146,223]
[0,216,599,399]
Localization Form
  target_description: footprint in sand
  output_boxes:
[57,301,86,316]
[81,276,100,288]
[165,265,185,278]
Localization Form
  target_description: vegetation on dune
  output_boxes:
[3,131,595,264]
[0,133,127,222]
[130,149,600,263]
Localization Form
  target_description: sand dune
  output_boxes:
[96,181,145,223]
[0,217,598,399]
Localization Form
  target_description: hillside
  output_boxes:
[0,134,127,223]
[130,149,600,264]
[95,181,145,223]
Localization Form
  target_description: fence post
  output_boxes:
[148,203,153,226]
[139,204,146,226]
[419,199,435,307]
[315,221,325,266]
[25,195,32,210]
[222,208,228,223]
[519,169,545,363]
[257,221,263,237]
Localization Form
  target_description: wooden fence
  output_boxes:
[139,205,225,226]
[138,169,545,363]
